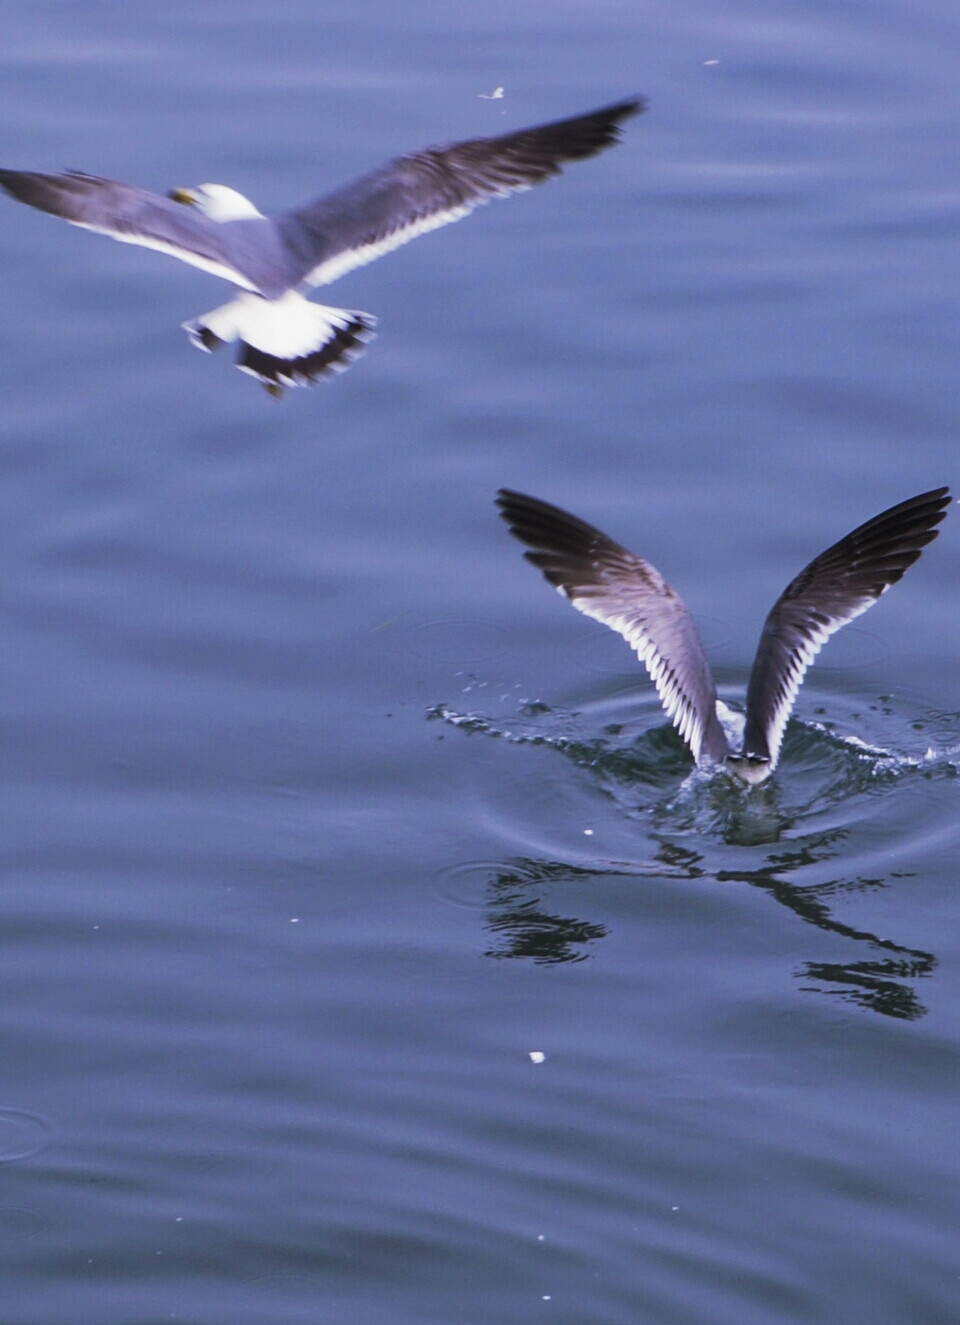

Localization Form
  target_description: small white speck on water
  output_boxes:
[529,1051,546,1064]
[703,58,719,65]
[542,1295,551,1301]
[583,828,593,836]
[537,1234,545,1242]
[290,918,299,924]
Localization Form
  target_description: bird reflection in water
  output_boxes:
[480,834,935,1020]
[484,860,609,965]
[434,697,954,1019]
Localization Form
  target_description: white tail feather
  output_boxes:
[181,290,377,388]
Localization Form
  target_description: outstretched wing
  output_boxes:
[278,98,645,289]
[0,168,253,287]
[496,489,728,767]
[742,487,951,768]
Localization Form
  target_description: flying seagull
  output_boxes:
[496,487,950,783]
[0,98,643,397]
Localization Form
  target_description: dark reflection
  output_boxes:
[656,827,936,1019]
[484,862,608,963]
[436,700,953,1016]
[713,863,935,1021]
[481,846,936,1017]
[800,960,930,1020]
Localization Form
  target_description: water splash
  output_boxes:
[429,689,959,1017]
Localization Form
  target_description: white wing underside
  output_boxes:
[77,190,515,294]
[501,486,950,782]
[71,220,260,291]
[302,196,501,288]
[568,592,719,767]
[759,596,876,769]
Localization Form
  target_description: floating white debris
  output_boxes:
[703,59,719,66]
[529,1051,546,1064]
[583,828,593,836]
[479,87,505,99]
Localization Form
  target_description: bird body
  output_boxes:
[497,488,951,784]
[0,98,643,395]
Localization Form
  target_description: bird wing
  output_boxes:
[742,487,951,769]
[497,489,728,767]
[0,168,256,288]
[277,98,645,289]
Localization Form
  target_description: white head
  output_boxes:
[167,184,264,222]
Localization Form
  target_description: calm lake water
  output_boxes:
[1,2,959,1321]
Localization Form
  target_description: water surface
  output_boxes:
[0,2,959,1321]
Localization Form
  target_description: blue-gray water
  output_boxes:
[1,3,959,1322]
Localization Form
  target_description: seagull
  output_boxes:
[496,487,951,783]
[0,98,643,397]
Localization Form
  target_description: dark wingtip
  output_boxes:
[860,485,952,566]
[486,95,648,176]
[495,491,618,588]
[496,488,545,547]
[0,167,109,217]
[495,489,578,540]
[551,96,648,153]
[605,96,649,120]
[557,96,648,130]
[495,487,527,516]
[0,168,36,205]
[884,485,951,520]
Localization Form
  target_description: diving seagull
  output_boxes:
[0,98,643,397]
[497,487,951,783]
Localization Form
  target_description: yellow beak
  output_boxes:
[167,187,197,206]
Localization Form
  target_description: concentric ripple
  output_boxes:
[0,1109,53,1163]
[430,678,960,1015]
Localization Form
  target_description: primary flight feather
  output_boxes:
[496,487,950,783]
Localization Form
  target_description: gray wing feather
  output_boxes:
[496,490,728,767]
[0,168,257,287]
[743,487,951,768]
[278,98,645,289]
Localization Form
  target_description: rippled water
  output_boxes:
[1,2,960,1322]
[432,682,960,1012]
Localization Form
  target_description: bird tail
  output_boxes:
[182,291,377,392]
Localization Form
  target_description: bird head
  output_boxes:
[167,184,264,221]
